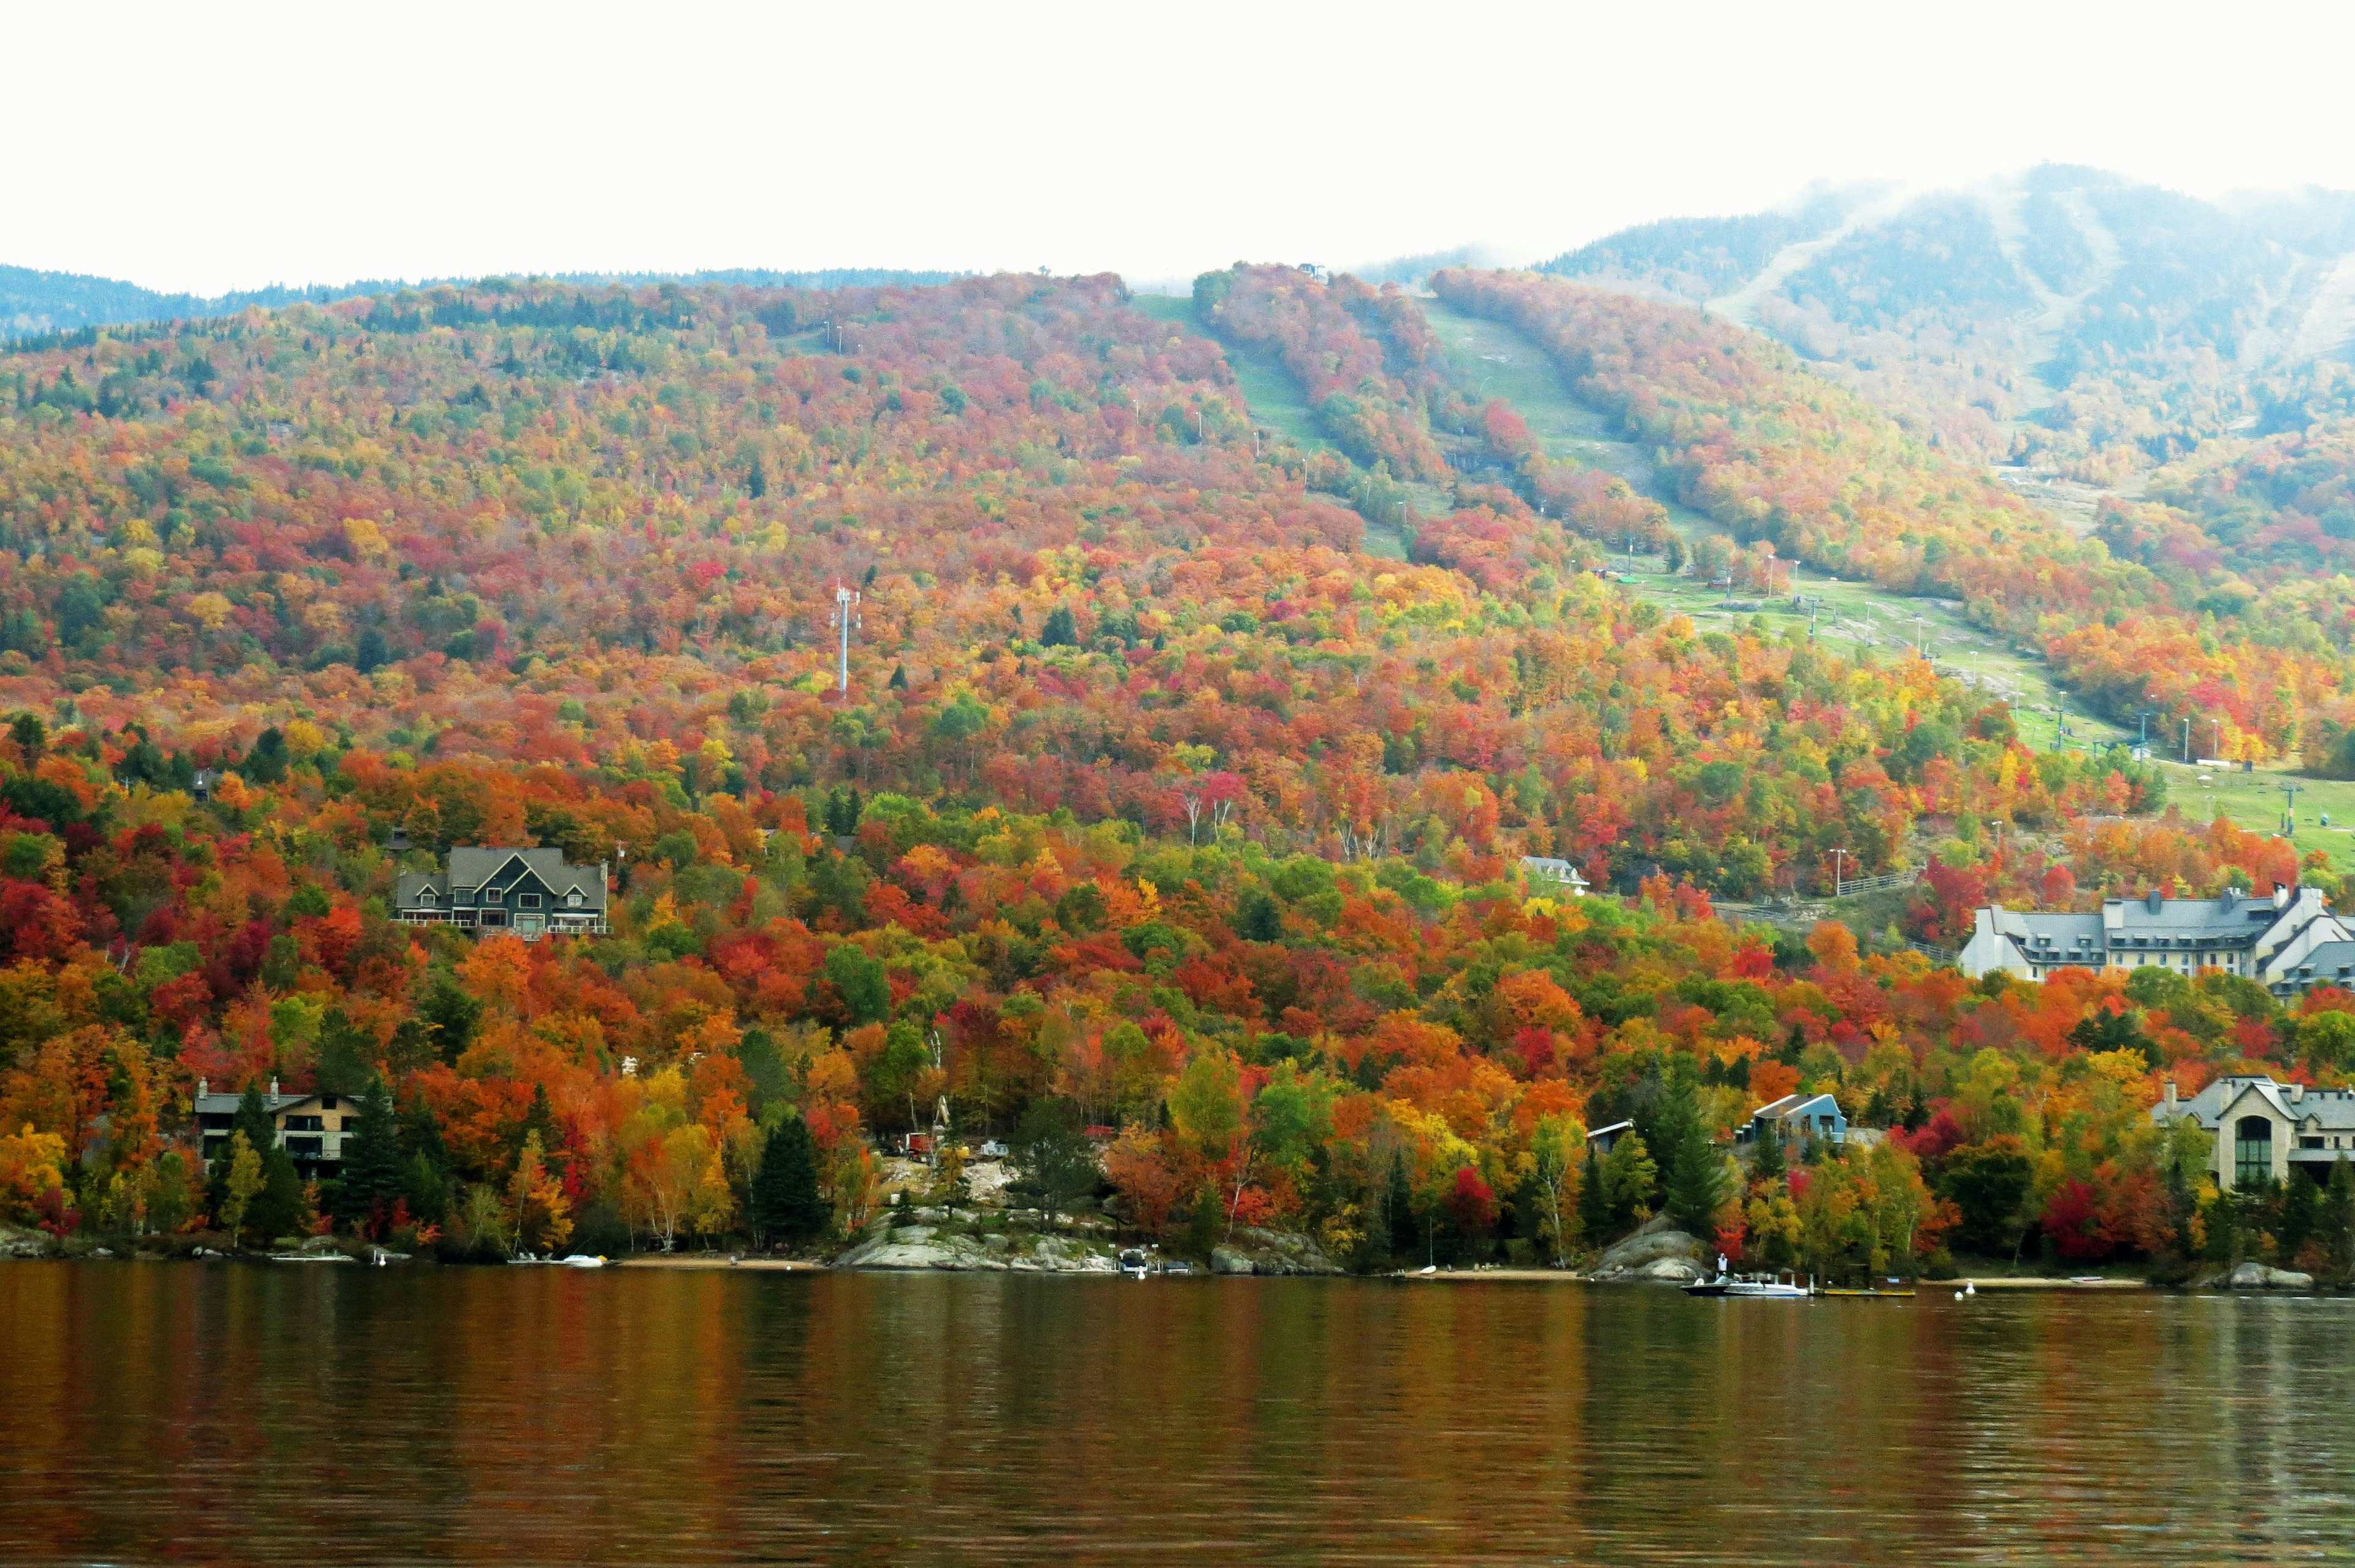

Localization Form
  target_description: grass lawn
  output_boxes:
[1412,294,2138,751]
[2154,758,2355,874]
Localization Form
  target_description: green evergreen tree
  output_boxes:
[313,1009,375,1098]
[399,1093,453,1226]
[2278,1172,2319,1268]
[1385,1151,1418,1262]
[330,1081,404,1230]
[1040,605,1078,647]
[1750,1119,1785,1183]
[2325,1156,2355,1284]
[248,1143,305,1244]
[419,973,482,1065]
[519,1082,559,1162]
[210,1082,278,1221]
[1577,1145,1612,1247]
[748,1115,829,1247]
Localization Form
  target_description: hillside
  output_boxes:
[0,264,963,344]
[1542,168,2355,482]
[0,269,2340,1286]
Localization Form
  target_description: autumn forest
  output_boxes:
[4,244,2353,1283]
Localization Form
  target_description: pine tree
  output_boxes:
[1385,1151,1418,1263]
[248,1143,305,1244]
[2326,1156,2355,1285]
[749,1115,827,1247]
[1577,1145,1612,1248]
[331,1081,404,1231]
[1751,1119,1785,1183]
[1040,605,1078,647]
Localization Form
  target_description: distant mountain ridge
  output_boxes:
[0,264,965,342]
[1536,167,2355,478]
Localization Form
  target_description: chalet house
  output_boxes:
[1587,1120,1634,1154]
[1520,857,1591,894]
[1740,1092,1847,1147]
[394,846,610,941]
[2153,1075,2355,1191]
[194,1077,355,1176]
[1958,887,2347,991]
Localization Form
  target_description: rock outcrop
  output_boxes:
[1209,1226,1344,1276]
[1587,1217,1706,1283]
[0,1223,55,1260]
[834,1224,1117,1273]
[2225,1261,2315,1290]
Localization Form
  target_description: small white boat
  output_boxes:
[559,1254,608,1269]
[1119,1247,1152,1279]
[1685,1256,1811,1298]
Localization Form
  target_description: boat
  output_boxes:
[559,1254,608,1269]
[1119,1247,1152,1279]
[1684,1255,1812,1298]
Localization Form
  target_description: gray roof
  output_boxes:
[193,1087,327,1115]
[2156,1075,2355,1134]
[2281,940,2355,984]
[1752,1092,1842,1122]
[396,846,608,910]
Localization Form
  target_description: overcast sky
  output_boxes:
[10,1,2355,296]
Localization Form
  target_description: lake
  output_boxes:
[4,1264,2351,1565]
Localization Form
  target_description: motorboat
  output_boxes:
[1684,1255,1812,1298]
[1119,1247,1152,1279]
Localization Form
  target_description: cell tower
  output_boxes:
[830,584,862,692]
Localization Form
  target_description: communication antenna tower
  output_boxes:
[830,584,862,693]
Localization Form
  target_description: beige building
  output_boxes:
[194,1077,359,1176]
[2153,1075,2355,1192]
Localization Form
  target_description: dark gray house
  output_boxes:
[394,846,610,941]
[194,1077,352,1176]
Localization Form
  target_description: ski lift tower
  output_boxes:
[830,584,862,694]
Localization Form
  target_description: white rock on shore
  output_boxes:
[2224,1261,2315,1291]
[1587,1217,1706,1283]
[833,1225,1117,1273]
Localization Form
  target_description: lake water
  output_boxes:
[4,1264,2352,1566]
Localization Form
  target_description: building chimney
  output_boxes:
[2146,887,2164,914]
[2292,1082,2305,1104]
[269,1077,280,1101]
[197,1076,208,1098]
[2164,1080,2177,1109]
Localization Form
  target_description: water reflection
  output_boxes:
[4,1265,2351,1564]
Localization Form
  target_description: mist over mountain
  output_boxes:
[1540,166,2355,478]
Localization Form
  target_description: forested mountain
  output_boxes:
[1543,167,2355,476]
[0,264,962,343]
[0,261,2345,1282]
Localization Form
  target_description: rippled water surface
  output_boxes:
[5,1264,2353,1565]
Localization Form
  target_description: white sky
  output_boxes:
[9,0,2355,297]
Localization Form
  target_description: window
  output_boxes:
[418,888,436,904]
[2235,1117,2273,1187]
[567,892,583,907]
[519,892,542,909]
[284,1115,325,1132]
[321,1096,337,1112]
[484,887,503,904]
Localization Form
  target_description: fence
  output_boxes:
[1832,870,1918,898]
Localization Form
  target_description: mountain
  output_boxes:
[1540,167,2355,479]
[0,264,965,345]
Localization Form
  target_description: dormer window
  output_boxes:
[567,891,583,907]
[419,888,436,905]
